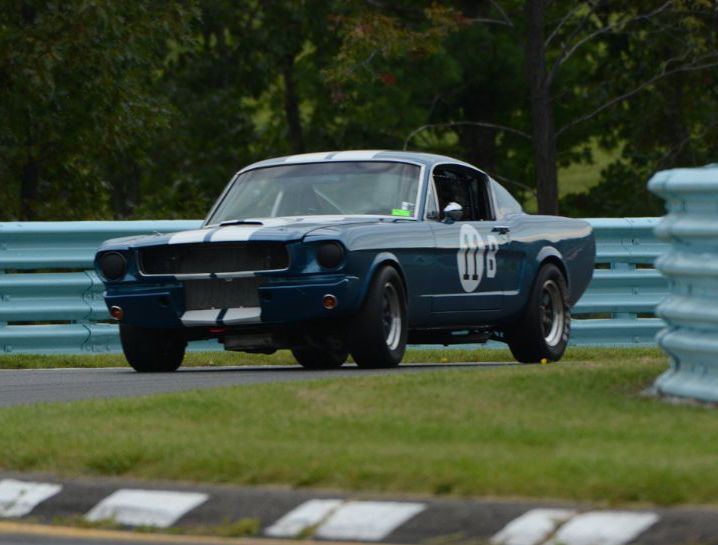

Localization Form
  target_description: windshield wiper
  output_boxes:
[218,219,264,227]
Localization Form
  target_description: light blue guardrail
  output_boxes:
[649,165,718,402]
[0,219,668,354]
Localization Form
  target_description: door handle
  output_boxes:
[491,226,510,234]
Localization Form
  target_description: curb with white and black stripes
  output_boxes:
[1,473,717,544]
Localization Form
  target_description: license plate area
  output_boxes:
[183,277,263,311]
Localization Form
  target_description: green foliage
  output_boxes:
[559,0,718,216]
[0,1,198,220]
[1,1,716,220]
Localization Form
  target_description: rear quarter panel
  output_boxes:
[506,215,594,317]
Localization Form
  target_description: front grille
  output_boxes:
[183,278,263,311]
[139,242,288,275]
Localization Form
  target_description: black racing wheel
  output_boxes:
[119,324,186,372]
[291,347,348,369]
[349,265,408,368]
[505,263,570,363]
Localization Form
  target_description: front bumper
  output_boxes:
[104,274,362,329]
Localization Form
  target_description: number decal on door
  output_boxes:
[457,225,499,292]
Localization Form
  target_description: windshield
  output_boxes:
[207,161,421,224]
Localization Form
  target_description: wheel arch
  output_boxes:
[361,252,408,303]
[535,247,569,289]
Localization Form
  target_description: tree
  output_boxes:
[329,0,718,214]
[136,0,347,218]
[561,0,718,216]
[0,1,197,220]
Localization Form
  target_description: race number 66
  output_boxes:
[457,224,498,293]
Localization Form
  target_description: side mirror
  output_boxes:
[442,202,463,222]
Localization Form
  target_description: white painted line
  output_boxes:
[547,511,659,545]
[169,229,210,245]
[85,489,208,528]
[315,501,426,541]
[0,479,62,518]
[264,499,343,538]
[491,508,576,545]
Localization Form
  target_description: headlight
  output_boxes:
[316,242,345,269]
[98,251,127,281]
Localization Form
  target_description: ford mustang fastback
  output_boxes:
[95,150,595,372]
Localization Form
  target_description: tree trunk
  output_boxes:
[110,157,141,219]
[19,157,39,220]
[282,54,305,154]
[525,0,559,215]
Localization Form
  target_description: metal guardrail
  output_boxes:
[0,218,668,354]
[649,165,718,402]
[572,218,667,345]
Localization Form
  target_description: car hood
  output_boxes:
[98,216,398,250]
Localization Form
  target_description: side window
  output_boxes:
[433,167,494,221]
[491,179,522,218]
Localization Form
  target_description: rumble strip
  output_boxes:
[2,476,715,544]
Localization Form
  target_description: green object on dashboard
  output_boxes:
[391,208,411,217]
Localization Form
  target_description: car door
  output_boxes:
[426,165,511,324]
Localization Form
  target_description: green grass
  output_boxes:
[3,348,714,507]
[0,346,662,369]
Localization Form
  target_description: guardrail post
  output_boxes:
[649,165,718,402]
[0,269,6,350]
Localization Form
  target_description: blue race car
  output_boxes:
[95,151,595,372]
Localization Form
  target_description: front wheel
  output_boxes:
[349,266,408,368]
[505,263,570,363]
[291,347,348,369]
[119,324,186,372]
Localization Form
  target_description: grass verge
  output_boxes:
[2,349,713,507]
[0,346,663,369]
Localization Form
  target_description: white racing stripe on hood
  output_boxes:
[208,216,366,242]
[209,218,292,242]
[169,229,212,245]
[210,225,262,242]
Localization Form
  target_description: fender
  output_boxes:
[356,251,407,306]
[534,245,569,289]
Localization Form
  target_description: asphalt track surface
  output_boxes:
[0,363,510,408]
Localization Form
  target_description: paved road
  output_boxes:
[0,363,508,408]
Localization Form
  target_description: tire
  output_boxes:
[119,324,186,372]
[291,347,348,369]
[349,265,408,368]
[505,263,570,363]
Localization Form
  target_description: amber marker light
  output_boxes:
[322,294,338,310]
[110,306,124,320]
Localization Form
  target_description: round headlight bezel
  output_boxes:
[316,241,345,270]
[99,251,127,281]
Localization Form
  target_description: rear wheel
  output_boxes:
[291,347,348,369]
[349,266,408,368]
[505,263,570,363]
[119,324,186,372]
